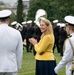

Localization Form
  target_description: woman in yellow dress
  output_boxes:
[29,17,57,75]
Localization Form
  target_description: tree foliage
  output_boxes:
[27,0,74,22]
[10,12,17,22]
[16,0,24,23]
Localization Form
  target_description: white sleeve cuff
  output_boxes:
[54,67,58,74]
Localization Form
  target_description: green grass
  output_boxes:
[18,47,65,75]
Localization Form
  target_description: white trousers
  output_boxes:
[0,72,17,75]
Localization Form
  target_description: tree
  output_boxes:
[27,0,37,21]
[16,0,24,23]
[11,12,17,22]
[51,0,74,22]
[27,0,57,22]
[27,0,74,23]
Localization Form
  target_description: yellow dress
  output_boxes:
[34,33,55,60]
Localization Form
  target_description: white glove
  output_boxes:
[54,68,58,74]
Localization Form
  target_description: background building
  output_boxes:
[0,0,30,15]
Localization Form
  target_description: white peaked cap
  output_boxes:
[60,23,65,27]
[64,16,74,25]
[22,21,26,24]
[53,20,58,23]
[0,9,12,18]
[57,23,62,26]
[27,20,32,24]
[11,21,17,25]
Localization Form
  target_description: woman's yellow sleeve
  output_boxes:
[34,36,50,54]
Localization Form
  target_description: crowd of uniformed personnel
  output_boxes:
[52,20,68,56]
[10,19,68,57]
[10,20,42,54]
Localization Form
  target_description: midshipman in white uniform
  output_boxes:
[54,16,74,75]
[0,10,23,75]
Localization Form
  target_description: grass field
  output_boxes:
[18,47,65,75]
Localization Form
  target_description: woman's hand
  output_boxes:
[29,38,37,45]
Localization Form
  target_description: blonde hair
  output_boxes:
[39,17,53,38]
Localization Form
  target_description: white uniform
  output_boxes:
[0,24,23,75]
[54,33,74,75]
